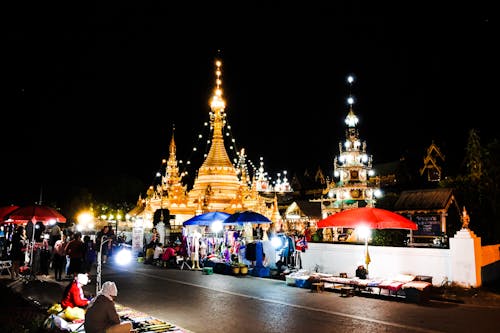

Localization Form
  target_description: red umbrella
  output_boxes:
[6,204,67,225]
[317,207,417,272]
[317,207,417,230]
[0,205,20,222]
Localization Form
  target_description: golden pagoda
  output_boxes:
[131,57,269,232]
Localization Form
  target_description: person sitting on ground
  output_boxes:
[153,242,164,266]
[61,273,91,309]
[355,265,368,280]
[161,243,177,268]
[84,281,132,333]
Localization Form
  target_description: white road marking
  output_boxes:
[124,268,443,333]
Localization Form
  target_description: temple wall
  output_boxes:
[301,242,451,286]
[481,243,500,285]
[301,231,499,287]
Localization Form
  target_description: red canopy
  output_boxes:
[6,204,67,225]
[317,207,417,230]
[0,205,20,221]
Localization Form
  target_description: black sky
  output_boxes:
[2,2,494,208]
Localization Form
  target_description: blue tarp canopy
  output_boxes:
[223,210,272,226]
[182,211,231,227]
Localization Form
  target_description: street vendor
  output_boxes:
[61,273,91,309]
[84,281,132,333]
[355,265,368,279]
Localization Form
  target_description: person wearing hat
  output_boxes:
[61,273,91,309]
[84,281,132,333]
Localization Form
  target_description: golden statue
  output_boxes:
[461,206,470,229]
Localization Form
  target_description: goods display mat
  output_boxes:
[116,303,186,333]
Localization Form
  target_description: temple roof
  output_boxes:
[394,188,457,213]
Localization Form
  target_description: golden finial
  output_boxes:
[210,58,226,111]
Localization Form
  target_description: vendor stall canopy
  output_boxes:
[0,205,20,222]
[223,210,272,226]
[317,207,417,230]
[182,211,230,227]
[2,204,67,225]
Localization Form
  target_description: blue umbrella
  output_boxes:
[223,210,272,226]
[182,211,231,227]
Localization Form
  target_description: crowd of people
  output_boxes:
[0,223,119,281]
[143,227,184,267]
[1,222,134,332]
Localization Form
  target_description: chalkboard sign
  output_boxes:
[413,215,441,236]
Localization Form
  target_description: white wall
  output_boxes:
[301,242,451,286]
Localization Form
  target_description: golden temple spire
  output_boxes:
[166,126,181,186]
[189,55,242,212]
[200,57,234,169]
[210,58,226,113]
[129,55,266,224]
[271,193,282,223]
[169,124,176,157]
[163,125,187,205]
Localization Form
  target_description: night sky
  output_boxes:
[2,2,493,208]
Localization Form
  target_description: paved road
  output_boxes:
[4,261,500,333]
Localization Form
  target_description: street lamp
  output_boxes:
[156,171,167,244]
[96,236,132,295]
[357,226,371,273]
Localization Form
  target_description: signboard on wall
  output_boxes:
[132,225,144,254]
[413,214,441,236]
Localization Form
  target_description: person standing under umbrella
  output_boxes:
[49,223,61,250]
[10,225,27,279]
[39,232,51,276]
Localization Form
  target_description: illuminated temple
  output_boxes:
[311,76,381,217]
[129,58,278,234]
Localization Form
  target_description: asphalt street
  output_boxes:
[1,261,500,333]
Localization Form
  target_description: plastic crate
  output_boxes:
[295,278,312,289]
[250,266,270,278]
[285,276,296,286]
[202,267,213,275]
